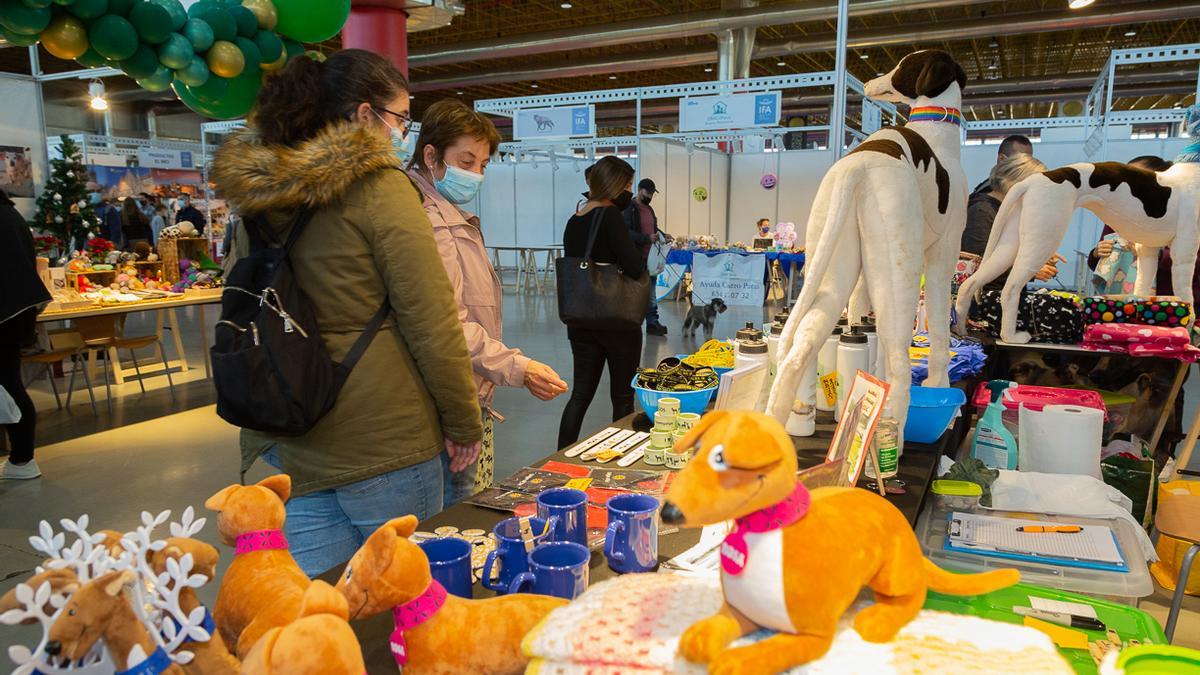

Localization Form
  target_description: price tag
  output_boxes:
[819,372,838,408]
[565,477,593,490]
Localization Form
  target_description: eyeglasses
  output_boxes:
[377,106,413,139]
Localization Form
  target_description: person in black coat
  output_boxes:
[0,189,51,479]
[174,194,207,234]
[558,156,646,447]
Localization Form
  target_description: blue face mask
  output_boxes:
[434,164,484,205]
[373,109,413,165]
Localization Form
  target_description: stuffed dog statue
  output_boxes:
[768,49,969,446]
[956,117,1200,343]
[336,515,566,675]
[205,475,310,659]
[241,581,365,675]
[662,411,1019,675]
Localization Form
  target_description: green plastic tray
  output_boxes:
[925,577,1166,674]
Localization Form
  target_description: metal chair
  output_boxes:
[20,331,98,416]
[73,315,176,413]
[1155,494,1200,642]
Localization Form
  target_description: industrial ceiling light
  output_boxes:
[989,38,999,48]
[776,60,786,66]
[1124,29,1136,36]
[88,80,107,111]
[531,83,539,88]
[1068,0,1095,8]
[704,66,713,72]
[608,75,617,79]
[560,1,572,7]
[456,90,464,95]
[859,53,869,59]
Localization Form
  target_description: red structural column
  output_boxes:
[342,2,409,76]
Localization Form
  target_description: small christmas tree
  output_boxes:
[35,135,99,251]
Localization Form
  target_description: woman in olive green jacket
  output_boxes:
[212,50,482,576]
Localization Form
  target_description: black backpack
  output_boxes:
[211,210,389,435]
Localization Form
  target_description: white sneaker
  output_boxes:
[0,459,41,480]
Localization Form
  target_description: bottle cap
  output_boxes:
[736,322,764,342]
[839,331,867,344]
[855,323,876,334]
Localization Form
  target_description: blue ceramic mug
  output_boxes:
[482,516,556,595]
[509,541,591,600]
[419,537,473,599]
[536,487,588,547]
[604,493,660,574]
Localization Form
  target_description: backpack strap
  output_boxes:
[338,299,391,373]
[283,209,316,252]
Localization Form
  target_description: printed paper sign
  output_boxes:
[514,105,595,140]
[826,371,891,487]
[679,91,781,131]
[691,252,766,307]
[136,148,194,169]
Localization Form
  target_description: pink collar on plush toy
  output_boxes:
[721,482,810,576]
[234,529,288,555]
[390,579,447,666]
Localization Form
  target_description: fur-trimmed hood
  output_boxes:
[211,121,400,213]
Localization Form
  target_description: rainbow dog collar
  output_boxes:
[909,106,963,126]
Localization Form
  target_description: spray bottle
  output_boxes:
[971,380,1019,470]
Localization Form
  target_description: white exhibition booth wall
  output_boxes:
[0,77,48,219]
[477,124,1188,288]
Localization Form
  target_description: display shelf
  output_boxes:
[159,237,210,283]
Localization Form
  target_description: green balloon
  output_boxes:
[107,0,133,14]
[88,14,137,60]
[0,4,51,34]
[20,0,52,10]
[229,5,255,37]
[128,0,172,43]
[274,0,347,42]
[233,35,260,74]
[182,17,212,50]
[136,64,172,91]
[282,36,301,60]
[52,0,77,5]
[156,31,191,68]
[187,71,226,102]
[147,0,184,30]
[118,42,157,77]
[0,26,40,45]
[252,29,281,63]
[175,73,255,118]
[174,55,209,86]
[66,0,106,20]
[76,46,107,66]
[188,2,234,41]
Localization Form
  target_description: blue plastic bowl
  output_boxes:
[904,386,967,444]
[631,374,717,417]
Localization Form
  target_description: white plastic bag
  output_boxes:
[646,237,667,276]
[0,385,20,424]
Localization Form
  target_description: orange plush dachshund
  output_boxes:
[241,581,365,675]
[336,515,566,675]
[204,475,309,659]
[662,411,1020,675]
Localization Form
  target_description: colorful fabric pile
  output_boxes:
[977,289,1084,344]
[1081,324,1200,361]
[1082,296,1192,328]
[910,333,987,385]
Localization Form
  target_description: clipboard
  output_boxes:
[943,512,1129,573]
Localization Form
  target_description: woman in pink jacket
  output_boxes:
[407,99,568,505]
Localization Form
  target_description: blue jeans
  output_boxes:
[645,274,661,326]
[440,450,477,509]
[262,449,444,577]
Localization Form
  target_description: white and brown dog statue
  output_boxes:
[956,158,1200,343]
[768,49,969,440]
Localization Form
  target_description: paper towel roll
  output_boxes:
[1018,404,1103,478]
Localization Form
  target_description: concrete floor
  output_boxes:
[2,291,1199,658]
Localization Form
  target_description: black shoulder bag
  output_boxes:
[555,207,650,331]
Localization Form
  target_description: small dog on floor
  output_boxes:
[683,297,727,338]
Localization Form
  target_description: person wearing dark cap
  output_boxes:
[623,177,669,336]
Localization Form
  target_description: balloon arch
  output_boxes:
[0,0,350,119]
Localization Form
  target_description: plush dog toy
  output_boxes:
[150,538,241,674]
[204,475,309,659]
[44,569,184,673]
[336,515,567,675]
[768,49,970,445]
[683,297,728,338]
[241,581,365,675]
[661,411,1020,675]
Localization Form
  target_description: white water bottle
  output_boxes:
[854,322,879,376]
[816,327,840,412]
[735,323,770,411]
[835,328,870,421]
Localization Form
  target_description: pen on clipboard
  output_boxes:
[1016,526,1082,534]
[1014,607,1106,631]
